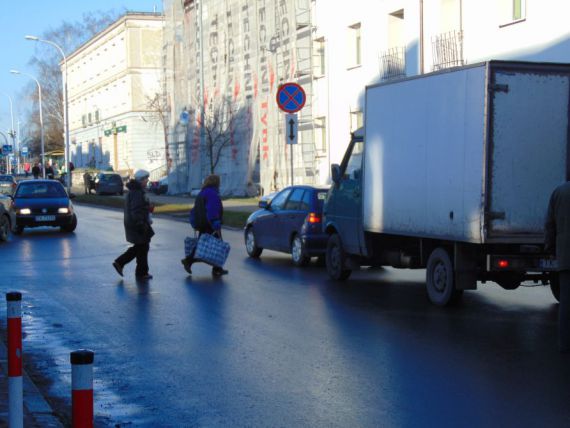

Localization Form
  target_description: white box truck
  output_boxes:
[323,61,566,305]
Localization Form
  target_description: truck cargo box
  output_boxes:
[363,61,570,244]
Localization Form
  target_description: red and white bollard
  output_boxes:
[6,291,23,428]
[71,349,94,428]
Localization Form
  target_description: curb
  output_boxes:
[0,341,63,427]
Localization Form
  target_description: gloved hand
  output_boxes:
[211,219,222,230]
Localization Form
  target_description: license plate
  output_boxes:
[35,215,56,222]
[539,258,558,270]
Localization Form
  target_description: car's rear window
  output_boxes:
[100,175,122,184]
[0,175,13,182]
[16,182,67,198]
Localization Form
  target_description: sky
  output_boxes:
[0,0,163,143]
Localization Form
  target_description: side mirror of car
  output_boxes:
[331,164,341,184]
[258,200,268,209]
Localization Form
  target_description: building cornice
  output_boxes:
[67,12,164,62]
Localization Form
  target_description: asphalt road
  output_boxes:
[1,204,569,427]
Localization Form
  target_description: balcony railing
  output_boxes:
[431,30,464,71]
[379,47,406,81]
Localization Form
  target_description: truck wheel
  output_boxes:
[245,226,263,258]
[326,234,352,280]
[426,247,462,306]
[550,273,560,303]
[291,234,310,267]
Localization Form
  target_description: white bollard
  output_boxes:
[7,291,23,428]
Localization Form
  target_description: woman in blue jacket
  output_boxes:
[182,174,228,276]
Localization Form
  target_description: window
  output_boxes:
[345,140,363,180]
[314,37,325,77]
[500,0,525,25]
[300,191,312,211]
[350,110,363,132]
[88,112,92,125]
[513,0,525,20]
[285,188,305,211]
[347,23,362,68]
[270,188,292,211]
[82,115,86,127]
[314,116,327,152]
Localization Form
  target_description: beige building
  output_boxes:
[67,12,166,176]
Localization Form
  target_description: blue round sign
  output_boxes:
[276,83,306,113]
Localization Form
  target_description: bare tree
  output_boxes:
[200,96,236,174]
[23,11,120,157]
[145,91,171,173]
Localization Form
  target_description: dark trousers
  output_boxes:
[560,271,570,351]
[116,242,150,276]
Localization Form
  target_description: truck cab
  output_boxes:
[323,129,366,277]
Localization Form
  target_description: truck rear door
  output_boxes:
[486,63,570,241]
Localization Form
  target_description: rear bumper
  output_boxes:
[301,233,328,256]
[16,214,74,228]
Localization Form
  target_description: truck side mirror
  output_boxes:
[331,164,341,184]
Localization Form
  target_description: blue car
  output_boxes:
[244,185,329,266]
[10,180,77,234]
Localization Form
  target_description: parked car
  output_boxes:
[244,185,329,266]
[0,175,17,195]
[148,176,168,195]
[0,194,13,241]
[10,180,77,234]
[95,172,124,195]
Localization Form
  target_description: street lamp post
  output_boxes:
[10,70,45,178]
[25,35,70,191]
[0,92,17,173]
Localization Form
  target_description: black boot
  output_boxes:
[212,266,228,276]
[181,258,193,274]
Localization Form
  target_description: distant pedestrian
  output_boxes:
[545,181,570,353]
[45,163,54,179]
[24,162,30,177]
[113,169,155,280]
[181,174,228,276]
[32,162,40,179]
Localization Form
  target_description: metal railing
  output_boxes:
[379,47,406,81]
[431,30,464,71]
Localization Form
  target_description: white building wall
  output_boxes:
[314,0,570,183]
[67,14,165,175]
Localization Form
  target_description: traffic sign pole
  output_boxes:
[277,84,306,187]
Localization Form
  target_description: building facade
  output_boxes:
[67,12,166,176]
[164,0,570,195]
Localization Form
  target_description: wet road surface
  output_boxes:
[1,204,569,427]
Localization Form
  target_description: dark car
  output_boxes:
[95,173,124,195]
[0,194,13,241]
[0,175,17,195]
[244,185,329,266]
[10,180,77,234]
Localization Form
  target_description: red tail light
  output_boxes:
[307,212,321,223]
[497,260,509,268]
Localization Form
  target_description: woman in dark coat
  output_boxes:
[113,170,155,280]
[181,174,228,276]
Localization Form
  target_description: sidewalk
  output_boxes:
[0,341,63,427]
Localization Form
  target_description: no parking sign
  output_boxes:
[276,83,306,113]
